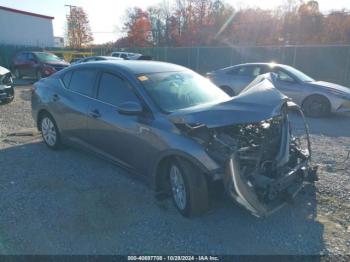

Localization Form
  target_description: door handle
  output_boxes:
[89,109,101,118]
[52,94,60,101]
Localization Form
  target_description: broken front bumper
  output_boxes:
[0,85,14,101]
[224,106,317,217]
[225,154,317,217]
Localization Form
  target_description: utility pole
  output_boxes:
[65,5,78,48]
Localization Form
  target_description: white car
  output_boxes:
[110,52,140,59]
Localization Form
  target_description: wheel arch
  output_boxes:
[301,93,331,109]
[152,150,211,193]
[36,109,53,131]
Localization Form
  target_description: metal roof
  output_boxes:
[0,6,54,20]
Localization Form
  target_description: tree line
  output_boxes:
[114,0,350,48]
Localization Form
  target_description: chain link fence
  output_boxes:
[1,44,350,86]
[121,45,350,86]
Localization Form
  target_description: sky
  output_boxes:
[0,0,349,44]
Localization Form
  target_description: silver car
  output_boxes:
[72,56,123,65]
[31,61,317,217]
[207,63,350,117]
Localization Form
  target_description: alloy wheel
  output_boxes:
[170,164,187,210]
[41,117,57,146]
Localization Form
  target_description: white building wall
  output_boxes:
[0,9,54,47]
[54,36,65,48]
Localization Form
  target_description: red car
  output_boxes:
[12,51,70,80]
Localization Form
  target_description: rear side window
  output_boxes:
[228,66,263,77]
[62,71,73,88]
[69,70,97,97]
[97,72,138,106]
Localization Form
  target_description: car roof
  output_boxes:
[228,62,289,69]
[32,51,53,54]
[84,56,121,59]
[71,60,188,75]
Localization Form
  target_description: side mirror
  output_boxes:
[117,101,143,115]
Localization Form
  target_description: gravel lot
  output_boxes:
[0,84,349,255]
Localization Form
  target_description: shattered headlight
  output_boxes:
[0,73,13,86]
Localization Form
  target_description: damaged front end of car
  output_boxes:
[0,66,14,103]
[171,76,318,217]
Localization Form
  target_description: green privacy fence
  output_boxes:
[1,44,350,86]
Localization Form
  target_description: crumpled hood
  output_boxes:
[168,79,288,128]
[309,81,350,95]
[0,66,10,76]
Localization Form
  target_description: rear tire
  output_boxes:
[220,86,235,96]
[39,113,62,150]
[302,95,331,117]
[169,158,209,217]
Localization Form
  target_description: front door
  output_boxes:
[272,68,301,102]
[87,71,150,170]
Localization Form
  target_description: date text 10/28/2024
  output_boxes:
[128,256,219,261]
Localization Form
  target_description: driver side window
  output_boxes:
[275,70,294,82]
[97,72,138,107]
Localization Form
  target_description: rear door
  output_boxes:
[26,53,38,77]
[54,68,98,143]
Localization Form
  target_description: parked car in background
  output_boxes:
[206,63,350,117]
[126,54,152,60]
[12,51,70,80]
[0,66,14,104]
[31,60,317,217]
[70,57,84,65]
[72,56,123,65]
[110,51,140,59]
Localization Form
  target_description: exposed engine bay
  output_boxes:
[176,101,317,217]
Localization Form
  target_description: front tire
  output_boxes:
[40,113,62,150]
[302,95,331,117]
[169,159,209,217]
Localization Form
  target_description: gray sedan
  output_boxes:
[207,63,350,117]
[31,61,316,217]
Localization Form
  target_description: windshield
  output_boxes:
[36,52,63,62]
[139,71,230,113]
[285,66,314,82]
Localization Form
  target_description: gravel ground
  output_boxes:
[0,84,349,255]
